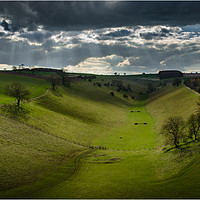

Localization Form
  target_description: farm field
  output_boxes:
[0,74,200,198]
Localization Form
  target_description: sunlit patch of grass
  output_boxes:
[0,74,49,104]
[146,85,198,132]
[1,76,200,199]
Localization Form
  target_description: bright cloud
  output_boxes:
[1,19,200,74]
[64,55,134,75]
[117,58,130,68]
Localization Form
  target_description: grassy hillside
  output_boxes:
[0,113,85,191]
[0,75,149,194]
[0,74,49,104]
[146,85,199,133]
[1,75,200,198]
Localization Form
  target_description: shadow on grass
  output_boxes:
[51,88,63,97]
[163,140,200,154]
[0,104,31,120]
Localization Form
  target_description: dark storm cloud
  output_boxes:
[0,38,43,66]
[161,28,170,34]
[0,2,37,31]
[46,42,162,69]
[1,2,200,31]
[1,2,200,73]
[140,32,161,40]
[1,20,9,31]
[104,30,131,38]
[139,27,175,40]
[71,38,82,44]
[0,32,5,37]
[20,31,52,43]
[162,52,200,69]
[140,32,170,40]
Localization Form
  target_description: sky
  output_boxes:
[1,1,200,74]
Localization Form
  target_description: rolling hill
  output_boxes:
[0,74,200,198]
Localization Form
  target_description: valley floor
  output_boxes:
[1,86,200,198]
[0,77,200,198]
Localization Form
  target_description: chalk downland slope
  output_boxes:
[0,74,49,104]
[0,75,148,195]
[1,75,200,199]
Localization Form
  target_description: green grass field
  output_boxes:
[0,74,200,198]
[0,74,49,104]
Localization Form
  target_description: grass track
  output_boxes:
[92,99,156,150]
[1,76,200,198]
[0,74,49,104]
[0,90,158,198]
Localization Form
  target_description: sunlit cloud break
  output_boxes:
[1,2,200,74]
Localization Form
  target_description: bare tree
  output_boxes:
[161,116,185,148]
[4,83,30,110]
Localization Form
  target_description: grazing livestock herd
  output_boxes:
[130,110,148,126]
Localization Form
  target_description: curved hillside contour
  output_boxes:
[0,77,200,199]
[0,74,49,105]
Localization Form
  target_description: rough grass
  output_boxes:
[0,75,145,193]
[146,85,199,133]
[1,76,200,199]
[0,74,49,104]
[0,113,84,192]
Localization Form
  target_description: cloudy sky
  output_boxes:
[1,1,200,74]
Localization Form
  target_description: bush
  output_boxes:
[110,92,114,96]
[96,82,102,87]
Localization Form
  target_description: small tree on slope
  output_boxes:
[4,82,30,110]
[161,116,185,148]
[48,75,61,90]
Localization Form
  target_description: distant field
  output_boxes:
[0,74,200,198]
[0,74,49,104]
[123,73,159,79]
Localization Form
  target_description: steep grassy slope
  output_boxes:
[146,85,199,133]
[0,113,84,191]
[0,74,49,104]
[22,77,150,146]
[0,75,148,194]
[0,94,158,199]
[1,76,200,199]
[31,83,199,199]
